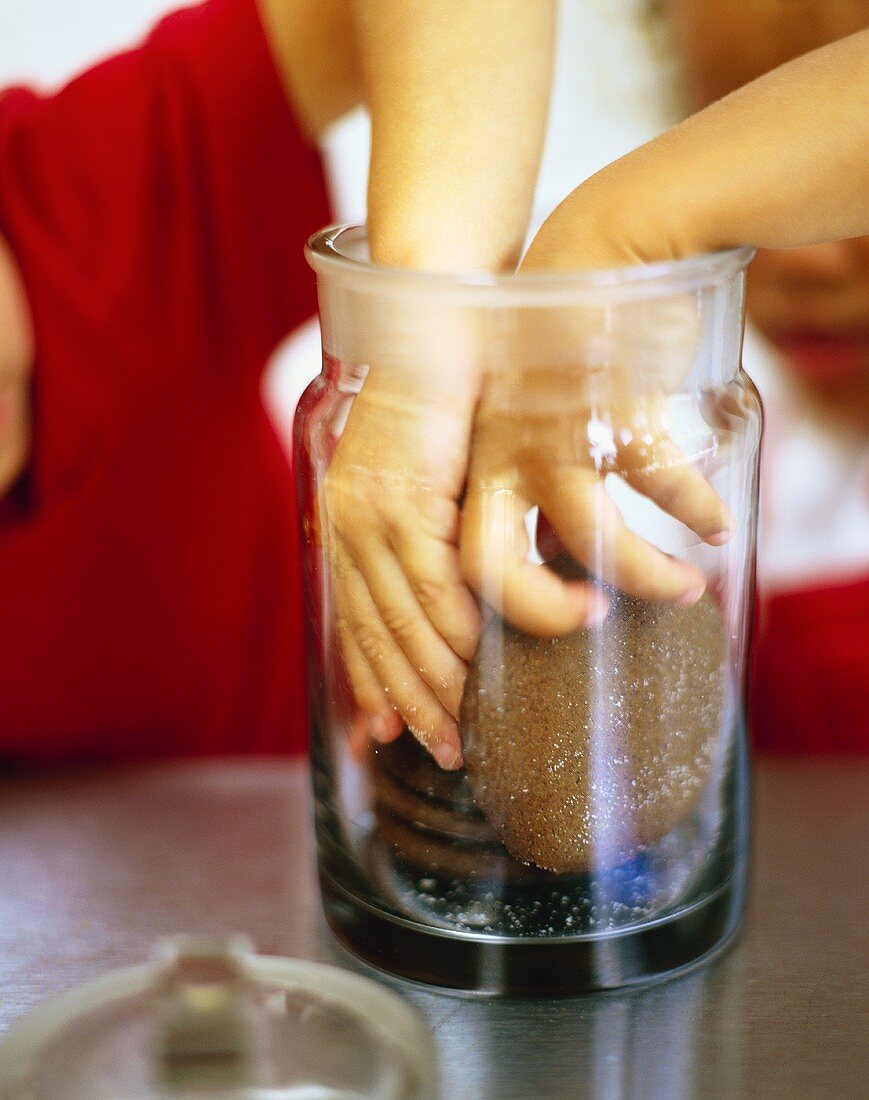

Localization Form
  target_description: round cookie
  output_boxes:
[370,733,544,884]
[373,806,536,881]
[373,734,479,813]
[373,766,501,845]
[460,555,727,874]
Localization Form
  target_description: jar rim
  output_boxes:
[306,224,754,304]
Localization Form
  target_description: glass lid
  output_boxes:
[0,938,437,1100]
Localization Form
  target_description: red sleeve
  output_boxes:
[0,0,330,512]
[751,575,869,753]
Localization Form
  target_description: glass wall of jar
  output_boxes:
[295,226,760,994]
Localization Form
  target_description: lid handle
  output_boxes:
[153,936,256,1090]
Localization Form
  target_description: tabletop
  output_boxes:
[0,756,865,1099]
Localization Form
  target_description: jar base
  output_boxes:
[318,862,746,996]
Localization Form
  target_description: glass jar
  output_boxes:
[296,225,761,995]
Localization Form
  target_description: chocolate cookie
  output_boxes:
[374,764,500,845]
[460,555,726,874]
[370,735,545,884]
[373,732,479,813]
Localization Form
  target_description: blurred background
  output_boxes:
[1,0,867,754]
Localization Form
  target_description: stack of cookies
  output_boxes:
[372,554,726,879]
[371,734,546,884]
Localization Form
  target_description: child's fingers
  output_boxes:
[348,710,403,763]
[336,607,394,720]
[337,557,463,769]
[534,466,708,604]
[348,538,468,719]
[618,435,735,544]
[386,524,482,662]
[461,484,609,636]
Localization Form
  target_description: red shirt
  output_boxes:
[0,0,329,762]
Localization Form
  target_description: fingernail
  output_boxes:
[706,526,735,546]
[676,582,706,607]
[433,741,463,770]
[584,590,610,628]
[368,714,392,742]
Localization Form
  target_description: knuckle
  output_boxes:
[380,606,421,650]
[523,446,554,481]
[410,572,450,610]
[355,623,387,668]
[446,623,479,663]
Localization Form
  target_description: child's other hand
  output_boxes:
[0,236,32,497]
[461,342,733,634]
[458,219,736,632]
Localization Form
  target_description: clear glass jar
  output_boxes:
[296,225,761,995]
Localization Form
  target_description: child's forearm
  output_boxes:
[262,0,556,270]
[525,29,869,272]
[352,0,557,271]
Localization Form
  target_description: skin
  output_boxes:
[672,0,869,429]
[324,1,557,766]
[352,0,555,273]
[524,30,869,269]
[257,0,363,140]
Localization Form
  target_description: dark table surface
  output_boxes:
[0,756,866,1099]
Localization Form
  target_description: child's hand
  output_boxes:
[0,237,32,497]
[461,320,733,633]
[321,312,482,770]
[462,25,868,632]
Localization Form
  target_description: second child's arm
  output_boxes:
[523,28,869,273]
[458,29,869,650]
